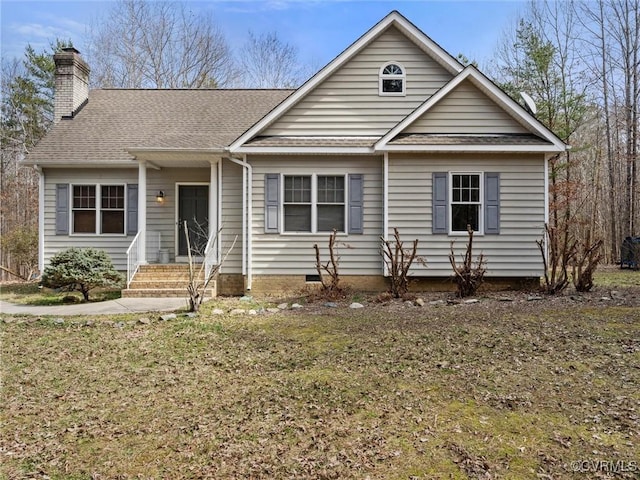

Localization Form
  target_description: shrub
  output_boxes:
[449,226,486,297]
[380,228,426,298]
[41,248,123,301]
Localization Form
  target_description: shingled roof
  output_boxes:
[26,89,293,165]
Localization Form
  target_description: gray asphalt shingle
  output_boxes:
[26,89,293,165]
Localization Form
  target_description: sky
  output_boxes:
[1,0,527,72]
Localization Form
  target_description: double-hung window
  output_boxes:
[284,176,312,232]
[432,171,499,236]
[71,184,125,234]
[317,176,345,232]
[283,175,346,233]
[451,173,481,233]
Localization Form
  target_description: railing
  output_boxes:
[126,231,142,288]
[203,230,219,282]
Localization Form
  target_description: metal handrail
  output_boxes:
[126,231,142,288]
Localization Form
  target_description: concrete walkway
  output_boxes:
[0,297,189,316]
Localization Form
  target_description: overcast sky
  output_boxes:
[1,0,527,70]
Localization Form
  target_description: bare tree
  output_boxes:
[182,221,236,313]
[578,0,640,259]
[238,30,308,88]
[87,0,236,88]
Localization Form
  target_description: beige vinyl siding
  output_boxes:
[250,156,383,275]
[388,153,545,277]
[220,160,243,274]
[405,80,530,134]
[43,168,138,270]
[44,167,222,271]
[263,26,453,136]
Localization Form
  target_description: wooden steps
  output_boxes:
[121,264,216,298]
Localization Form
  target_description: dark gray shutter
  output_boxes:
[264,174,280,233]
[127,184,138,235]
[432,172,448,234]
[348,174,364,234]
[55,184,69,235]
[484,173,500,234]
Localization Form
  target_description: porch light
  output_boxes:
[156,190,165,203]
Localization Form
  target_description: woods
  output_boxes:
[1,0,638,280]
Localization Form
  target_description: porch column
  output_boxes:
[138,160,147,264]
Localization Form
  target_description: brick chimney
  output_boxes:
[53,47,90,123]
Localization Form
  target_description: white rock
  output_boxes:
[350,302,364,309]
[212,308,225,315]
[277,302,289,310]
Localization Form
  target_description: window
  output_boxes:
[451,173,481,232]
[284,176,312,232]
[379,62,405,96]
[283,175,346,233]
[101,185,125,233]
[72,185,96,233]
[265,173,362,235]
[317,176,345,232]
[432,172,500,236]
[72,184,125,234]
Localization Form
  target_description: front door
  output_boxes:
[177,185,209,257]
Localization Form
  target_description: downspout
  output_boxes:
[544,154,550,264]
[34,165,45,275]
[217,159,223,265]
[229,155,253,291]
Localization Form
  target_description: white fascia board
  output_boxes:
[380,144,564,153]
[376,65,568,152]
[229,11,463,152]
[234,146,376,155]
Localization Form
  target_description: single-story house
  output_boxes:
[25,10,567,296]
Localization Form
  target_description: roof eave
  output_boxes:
[234,146,376,155]
[380,144,565,153]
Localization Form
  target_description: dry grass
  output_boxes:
[1,277,639,478]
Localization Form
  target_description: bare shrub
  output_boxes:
[572,236,603,292]
[182,221,236,313]
[380,228,426,298]
[536,223,577,294]
[313,229,346,298]
[449,226,486,297]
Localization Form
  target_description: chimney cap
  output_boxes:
[60,46,81,55]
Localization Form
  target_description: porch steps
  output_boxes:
[121,264,216,298]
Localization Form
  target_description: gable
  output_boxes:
[261,25,454,137]
[404,79,530,135]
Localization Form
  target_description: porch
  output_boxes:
[122,154,234,298]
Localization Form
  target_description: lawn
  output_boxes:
[1,273,639,479]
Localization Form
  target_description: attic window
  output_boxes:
[379,62,405,96]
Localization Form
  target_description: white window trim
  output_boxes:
[448,171,484,236]
[70,183,127,236]
[281,173,348,235]
[379,61,406,97]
